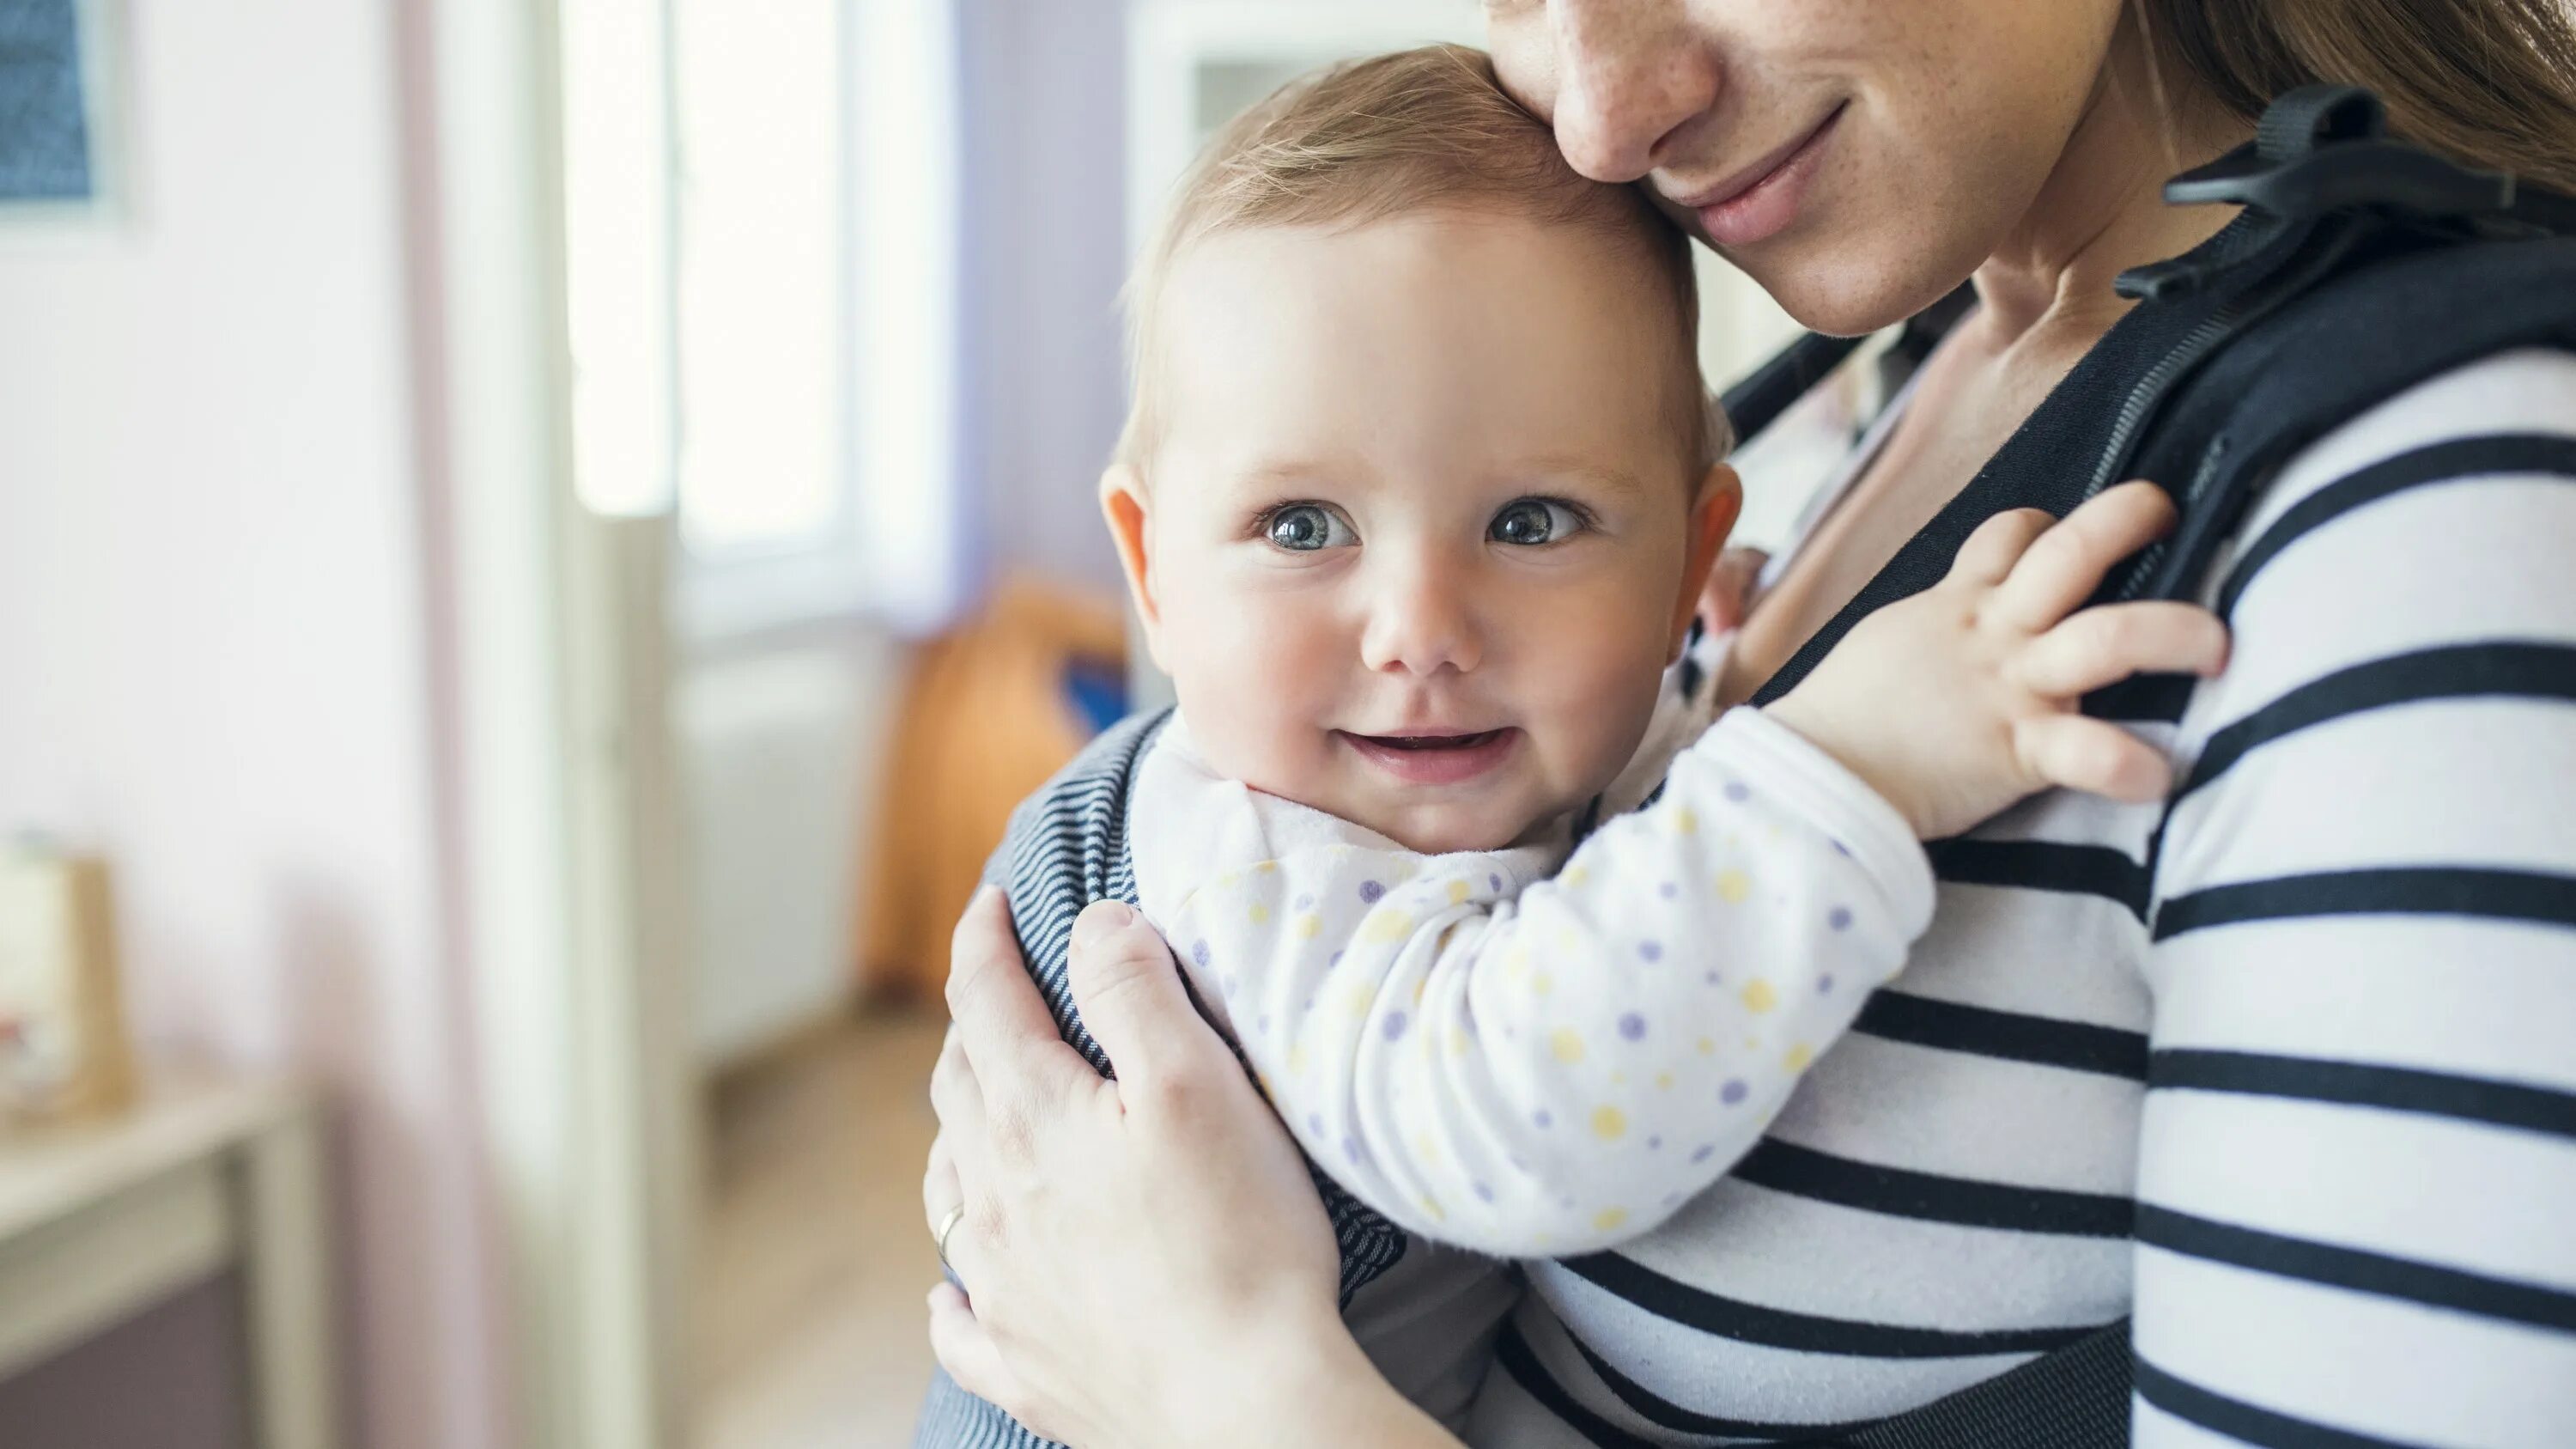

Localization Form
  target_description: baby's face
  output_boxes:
[1109,212,1732,855]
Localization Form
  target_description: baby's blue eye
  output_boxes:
[1265,504,1356,552]
[1490,498,1583,546]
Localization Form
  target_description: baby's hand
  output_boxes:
[1765,481,2228,839]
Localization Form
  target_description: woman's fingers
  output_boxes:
[1989,482,2178,631]
[2013,600,2231,697]
[1066,900,1231,1099]
[2013,715,2177,802]
[1948,508,2056,588]
[928,1283,1035,1428]
[923,1128,962,1236]
[945,886,1095,1110]
[928,1026,991,1172]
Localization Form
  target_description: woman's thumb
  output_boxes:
[1066,899,1213,1085]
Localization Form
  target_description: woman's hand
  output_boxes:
[924,888,1448,1448]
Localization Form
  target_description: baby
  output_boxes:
[932,45,2216,1443]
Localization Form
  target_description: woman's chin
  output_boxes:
[1733,237,1984,338]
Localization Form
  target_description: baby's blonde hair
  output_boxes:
[1115,44,1726,478]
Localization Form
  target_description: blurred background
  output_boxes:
[0,2,1845,1446]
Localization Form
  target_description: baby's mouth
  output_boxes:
[1336,728,1521,786]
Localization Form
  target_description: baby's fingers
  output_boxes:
[2013,601,2230,697]
[2013,715,2176,803]
[1989,483,2178,632]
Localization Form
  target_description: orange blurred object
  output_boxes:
[857,578,1128,1003]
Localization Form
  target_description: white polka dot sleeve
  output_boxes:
[1157,707,1937,1258]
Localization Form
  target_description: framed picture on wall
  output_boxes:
[0,0,125,226]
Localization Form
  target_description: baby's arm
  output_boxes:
[1172,707,1929,1257]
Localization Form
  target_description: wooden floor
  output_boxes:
[694,1010,949,1449]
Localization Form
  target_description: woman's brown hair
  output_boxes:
[2153,0,2576,193]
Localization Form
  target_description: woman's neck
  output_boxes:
[1971,16,2252,349]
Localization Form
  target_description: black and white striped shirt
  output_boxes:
[1473,349,2576,1446]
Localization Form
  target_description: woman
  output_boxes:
[923,1,2576,1443]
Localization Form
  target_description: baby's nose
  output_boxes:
[1358,569,1483,677]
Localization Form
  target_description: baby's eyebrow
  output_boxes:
[1512,460,1649,500]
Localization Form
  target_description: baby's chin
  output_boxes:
[1347,798,1571,858]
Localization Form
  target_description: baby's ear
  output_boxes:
[1671,463,1744,653]
[1098,464,1169,667]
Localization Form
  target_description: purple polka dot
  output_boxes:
[1690,1145,1716,1164]
[1308,1113,1325,1135]
[1489,873,1503,892]
[1647,1135,1662,1150]
[1509,1154,1529,1173]
[1534,1110,1553,1129]
[1294,893,1314,910]
[1328,951,1344,967]
[1658,880,1678,899]
[1342,1137,1367,1166]
[1222,975,1238,998]
[1828,906,1854,932]
[1190,940,1212,968]
[1831,838,1853,857]
[1618,1013,1648,1041]
[1473,1182,1496,1203]
[1559,1196,1578,1210]
[1258,1014,1272,1033]
[1358,880,1386,904]
[1637,941,1664,963]
[1704,971,1722,986]
[1819,974,1836,995]
[1382,1011,1409,1041]
[1723,781,1753,803]
[1721,1079,1749,1105]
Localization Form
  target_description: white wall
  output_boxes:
[0,3,504,1446]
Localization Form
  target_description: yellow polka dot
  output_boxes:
[1784,1042,1815,1072]
[1414,1133,1441,1165]
[1362,907,1416,944]
[1249,902,1271,926]
[1593,1207,1630,1233]
[1448,879,1471,904]
[1532,971,1554,996]
[1566,864,1592,887]
[1217,871,1240,889]
[1296,913,1321,941]
[1741,978,1778,1014]
[1413,977,1427,1005]
[1449,1026,1472,1056]
[1346,984,1376,1019]
[1591,1105,1628,1141]
[1504,946,1531,980]
[1255,861,1279,874]
[1421,1195,1446,1222]
[1715,869,1753,904]
[1610,1070,1627,1086]
[1551,1028,1586,1063]
[1695,1037,1715,1056]
[1674,807,1698,836]
[1656,1072,1675,1091]
[1288,1043,1309,1075]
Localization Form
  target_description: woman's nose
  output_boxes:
[1549,0,1721,183]
[1358,563,1484,679]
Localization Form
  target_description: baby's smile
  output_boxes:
[1334,726,1522,788]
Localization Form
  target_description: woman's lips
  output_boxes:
[1685,103,1845,249]
[1337,728,1520,786]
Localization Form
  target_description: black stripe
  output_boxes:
[2136,1204,2576,1335]
[2135,1355,2429,1449]
[2217,434,2576,620]
[2081,670,2196,724]
[2176,642,2576,804]
[1856,990,2151,1081]
[2154,866,2576,941]
[1557,1251,2113,1358]
[1557,1328,1877,1441]
[1492,1323,1649,1449]
[2154,1049,2576,1144]
[1734,1139,2135,1238]
[1926,838,2151,921]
